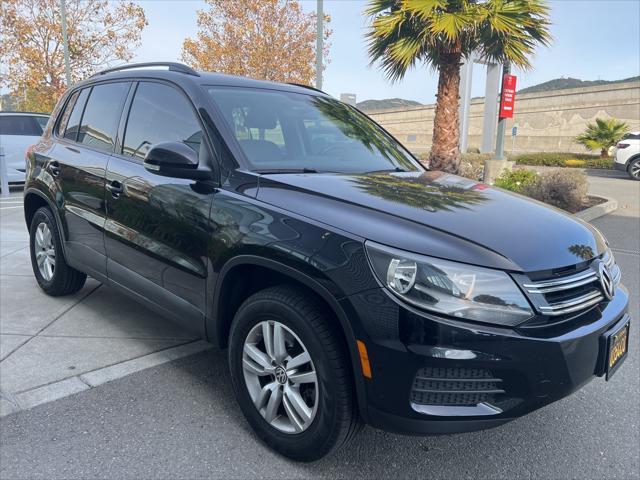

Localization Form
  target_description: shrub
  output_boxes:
[522,169,588,213]
[564,159,586,167]
[493,169,537,192]
[511,152,611,169]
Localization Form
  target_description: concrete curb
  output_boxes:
[1,340,212,417]
[574,195,618,222]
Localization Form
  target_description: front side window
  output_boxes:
[207,87,420,173]
[122,82,203,161]
[77,82,130,153]
[0,115,43,136]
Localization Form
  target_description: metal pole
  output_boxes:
[481,63,501,153]
[494,63,510,160]
[458,53,475,154]
[315,0,323,90]
[0,146,9,198]
[60,0,72,87]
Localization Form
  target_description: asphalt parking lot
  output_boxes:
[0,170,638,479]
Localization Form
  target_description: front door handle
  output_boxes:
[106,180,123,198]
[48,161,60,176]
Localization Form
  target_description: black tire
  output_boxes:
[29,206,87,296]
[228,285,361,461]
[627,158,640,181]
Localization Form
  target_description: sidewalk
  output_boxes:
[0,193,210,416]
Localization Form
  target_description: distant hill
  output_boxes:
[518,76,640,94]
[357,98,422,111]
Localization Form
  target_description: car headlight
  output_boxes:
[365,241,533,327]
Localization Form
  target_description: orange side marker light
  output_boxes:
[356,340,372,379]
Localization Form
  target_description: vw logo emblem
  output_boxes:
[598,261,615,300]
[274,366,288,385]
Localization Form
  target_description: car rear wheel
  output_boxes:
[228,285,360,461]
[29,207,87,296]
[627,158,640,180]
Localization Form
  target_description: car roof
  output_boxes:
[0,111,49,117]
[78,66,330,98]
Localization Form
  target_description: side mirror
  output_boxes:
[143,141,211,180]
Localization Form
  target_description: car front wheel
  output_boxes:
[228,285,360,461]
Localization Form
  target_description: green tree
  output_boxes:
[366,0,552,173]
[575,118,629,158]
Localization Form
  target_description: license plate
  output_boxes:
[606,320,630,380]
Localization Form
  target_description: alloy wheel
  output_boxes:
[35,222,56,281]
[630,160,640,179]
[242,320,319,434]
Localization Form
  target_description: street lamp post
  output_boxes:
[60,0,72,87]
[315,0,323,90]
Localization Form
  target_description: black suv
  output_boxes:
[25,63,630,461]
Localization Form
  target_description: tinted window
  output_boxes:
[63,88,90,141]
[622,133,640,140]
[35,116,49,130]
[122,82,202,161]
[207,87,420,173]
[58,91,80,137]
[78,82,130,152]
[0,115,43,136]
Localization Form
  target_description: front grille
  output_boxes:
[521,250,621,318]
[410,367,504,407]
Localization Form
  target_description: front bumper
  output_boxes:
[342,285,629,435]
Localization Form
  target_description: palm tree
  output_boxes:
[366,0,552,173]
[575,118,629,158]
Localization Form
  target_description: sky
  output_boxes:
[131,0,639,104]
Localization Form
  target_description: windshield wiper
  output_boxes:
[254,168,321,174]
[366,167,409,173]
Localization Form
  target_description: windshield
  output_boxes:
[207,87,422,174]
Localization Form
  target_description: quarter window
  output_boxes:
[63,88,90,141]
[122,82,203,161]
[77,82,130,153]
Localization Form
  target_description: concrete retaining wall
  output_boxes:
[365,80,640,155]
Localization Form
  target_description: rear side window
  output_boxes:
[63,88,90,141]
[77,82,130,153]
[122,82,202,161]
[0,115,43,136]
[35,116,49,130]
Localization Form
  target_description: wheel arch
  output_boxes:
[208,255,370,421]
[23,188,69,258]
[625,153,640,166]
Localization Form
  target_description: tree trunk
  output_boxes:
[429,54,462,173]
[600,148,608,158]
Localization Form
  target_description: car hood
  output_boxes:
[256,170,607,273]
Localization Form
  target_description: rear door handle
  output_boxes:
[48,161,60,176]
[106,180,123,197]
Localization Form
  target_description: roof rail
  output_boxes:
[286,82,327,95]
[92,62,200,78]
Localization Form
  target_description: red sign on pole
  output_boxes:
[499,74,517,118]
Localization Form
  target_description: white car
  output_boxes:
[0,111,49,183]
[613,131,640,180]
